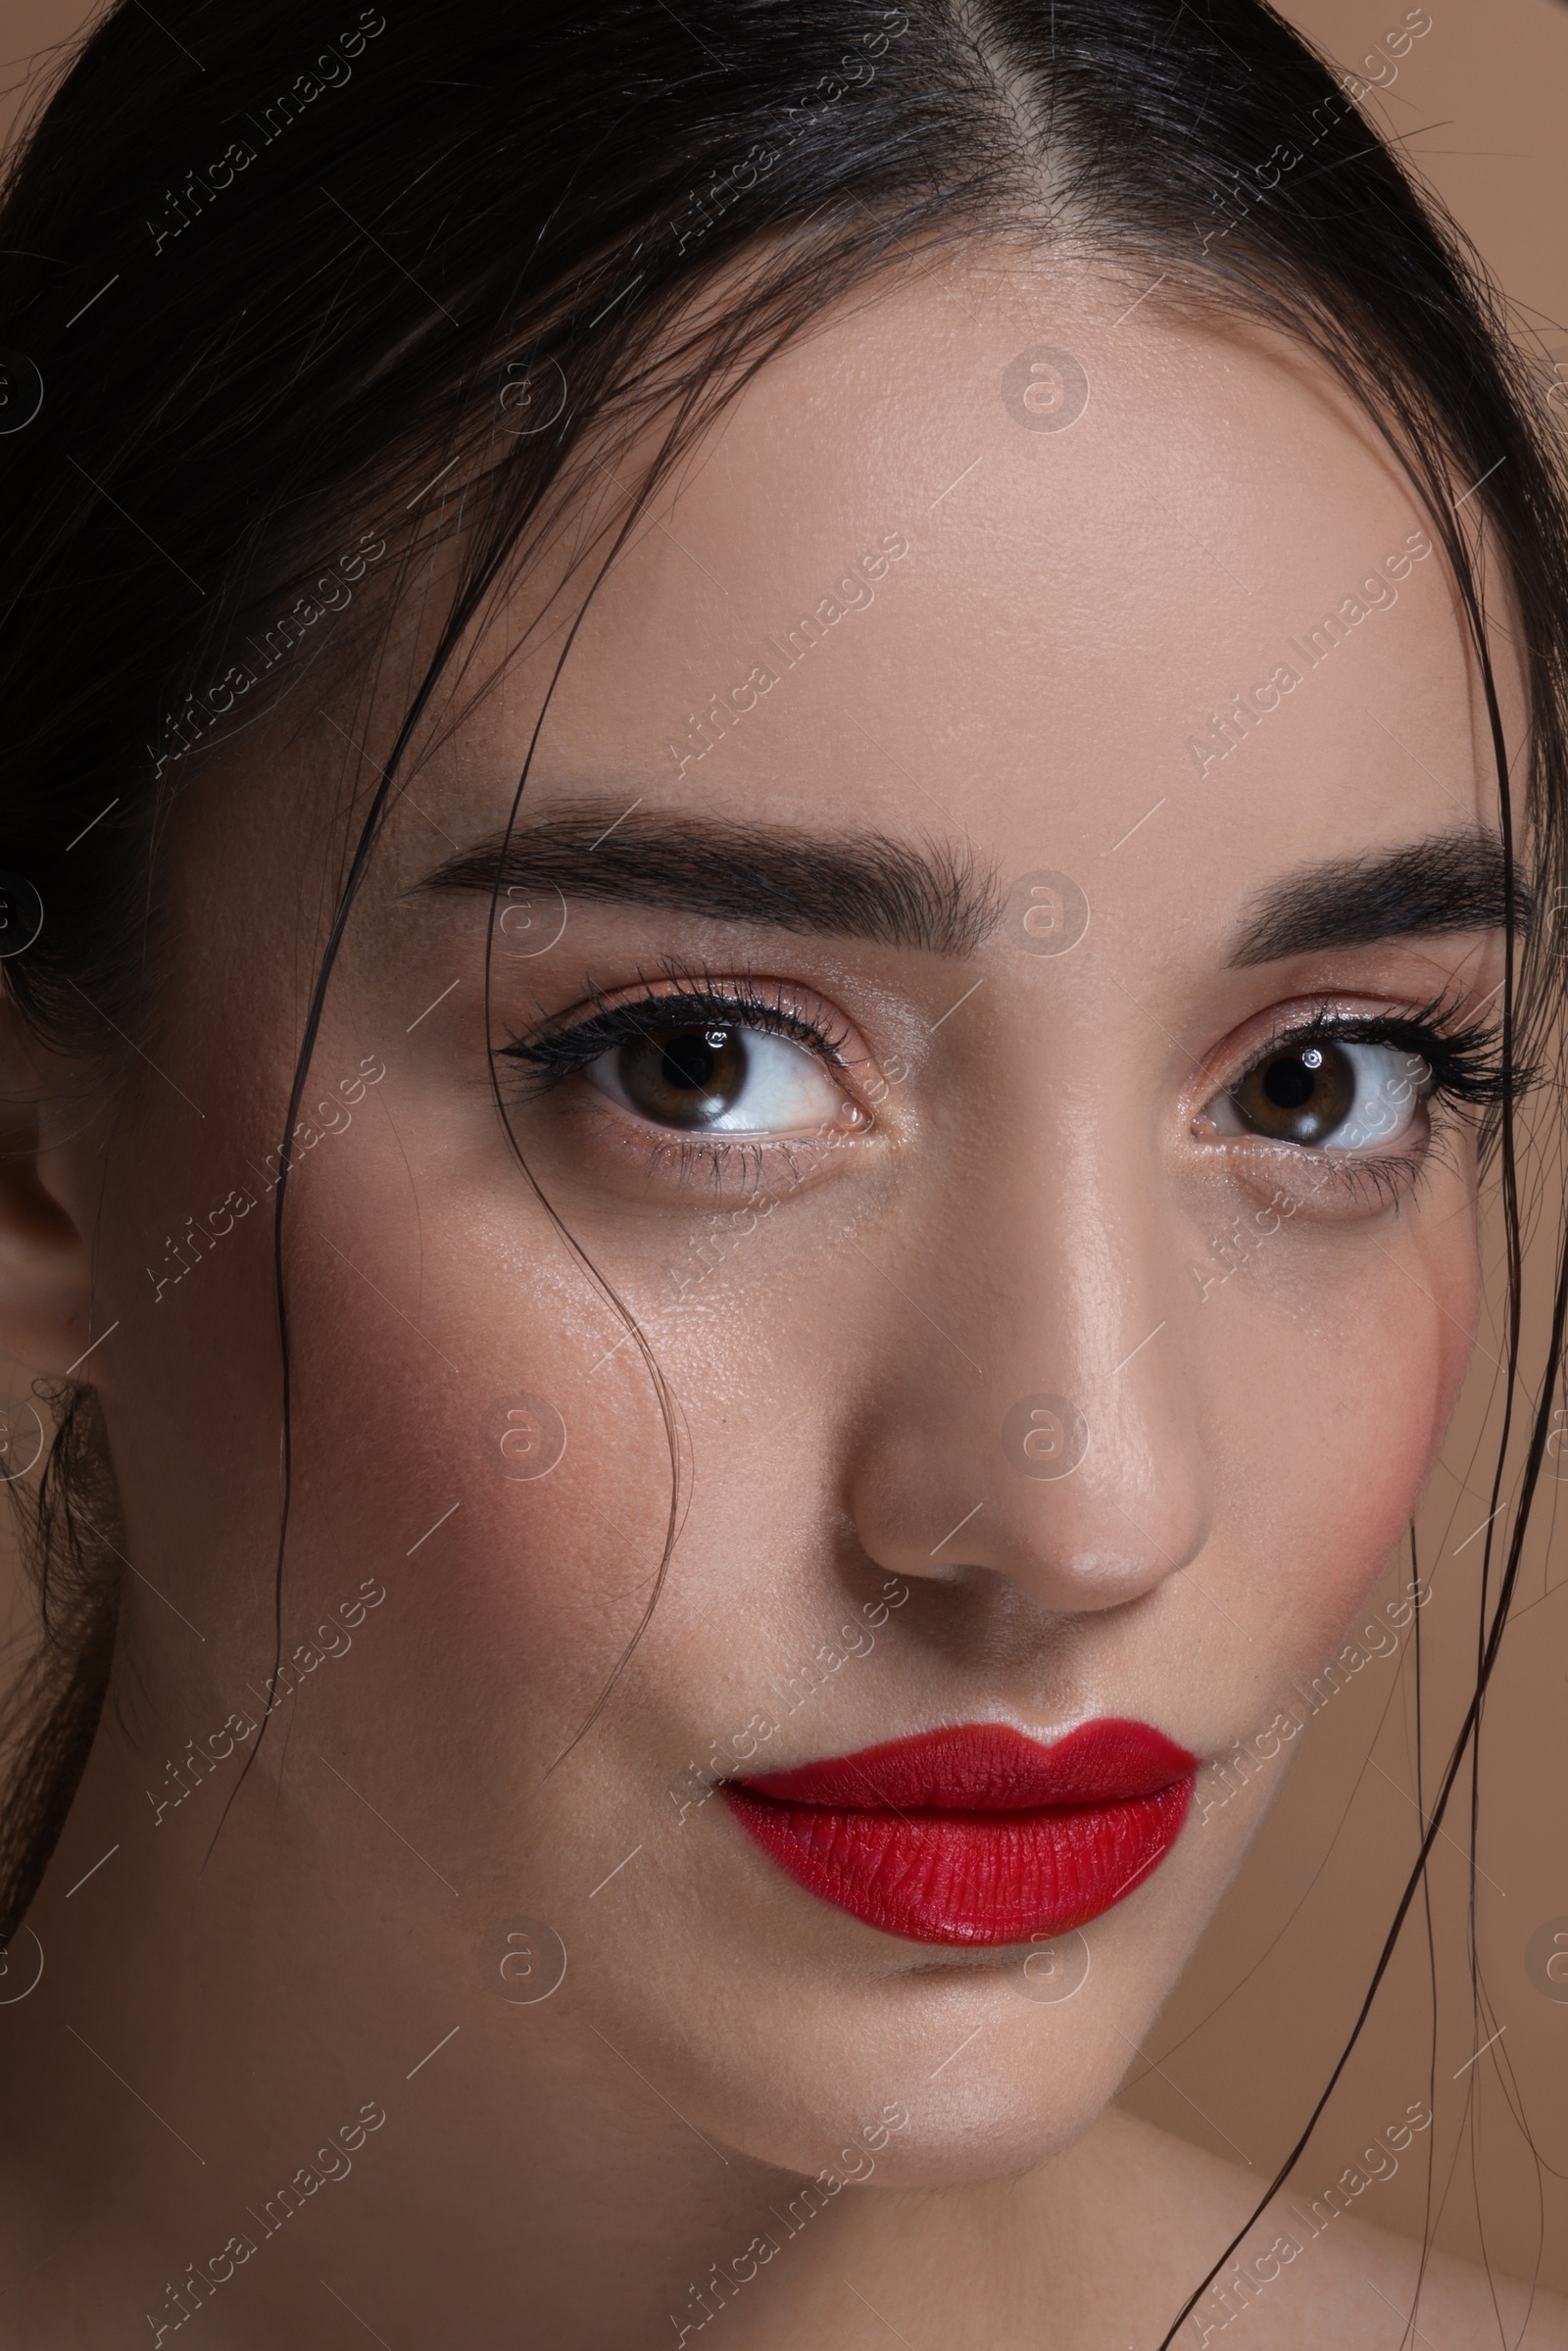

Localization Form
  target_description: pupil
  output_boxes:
[619,1023,747,1128]
[1263,1056,1316,1109]
[1231,1039,1356,1144]
[660,1029,727,1094]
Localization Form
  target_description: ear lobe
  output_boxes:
[0,1090,96,1381]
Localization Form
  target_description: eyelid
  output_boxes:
[1190,985,1510,1185]
[1190,993,1444,1111]
[501,969,884,1110]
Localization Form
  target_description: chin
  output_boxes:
[712,2063,1105,2193]
[622,1952,1130,2189]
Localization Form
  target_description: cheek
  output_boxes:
[96,1054,683,1803]
[1215,1221,1475,1662]
[283,1183,683,1767]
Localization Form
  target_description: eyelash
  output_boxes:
[1211,992,1516,1205]
[1232,995,1511,1111]
[501,967,852,1088]
[497,975,1521,1203]
[498,967,858,1182]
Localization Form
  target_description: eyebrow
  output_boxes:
[417,808,1001,955]
[1229,830,1530,966]
[420,813,1525,967]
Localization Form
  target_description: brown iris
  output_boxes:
[1229,1040,1356,1144]
[617,1023,747,1127]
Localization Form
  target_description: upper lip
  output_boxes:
[729,1719,1199,1812]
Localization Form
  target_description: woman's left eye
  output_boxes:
[586,1019,849,1136]
[1207,1036,1432,1150]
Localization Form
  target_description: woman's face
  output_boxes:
[59,263,1511,2187]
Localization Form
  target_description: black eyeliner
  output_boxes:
[498,969,850,1101]
[1235,991,1517,1117]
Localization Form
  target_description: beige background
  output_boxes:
[3,0,1567,2293]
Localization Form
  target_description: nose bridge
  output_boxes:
[849,1078,1211,1609]
[1004,1095,1207,1559]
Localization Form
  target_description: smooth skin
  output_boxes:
[0,257,1559,2347]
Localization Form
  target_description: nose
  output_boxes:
[842,1121,1211,1615]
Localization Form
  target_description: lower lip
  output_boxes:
[722,1719,1198,1947]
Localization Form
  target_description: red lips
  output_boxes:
[722,1720,1197,1946]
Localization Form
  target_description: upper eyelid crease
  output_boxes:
[522,967,847,1038]
[1218,989,1496,1062]
[500,973,854,1082]
[1206,996,1513,1125]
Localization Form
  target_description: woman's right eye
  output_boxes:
[586,1019,852,1138]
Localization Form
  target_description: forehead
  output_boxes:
[485,262,1502,889]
